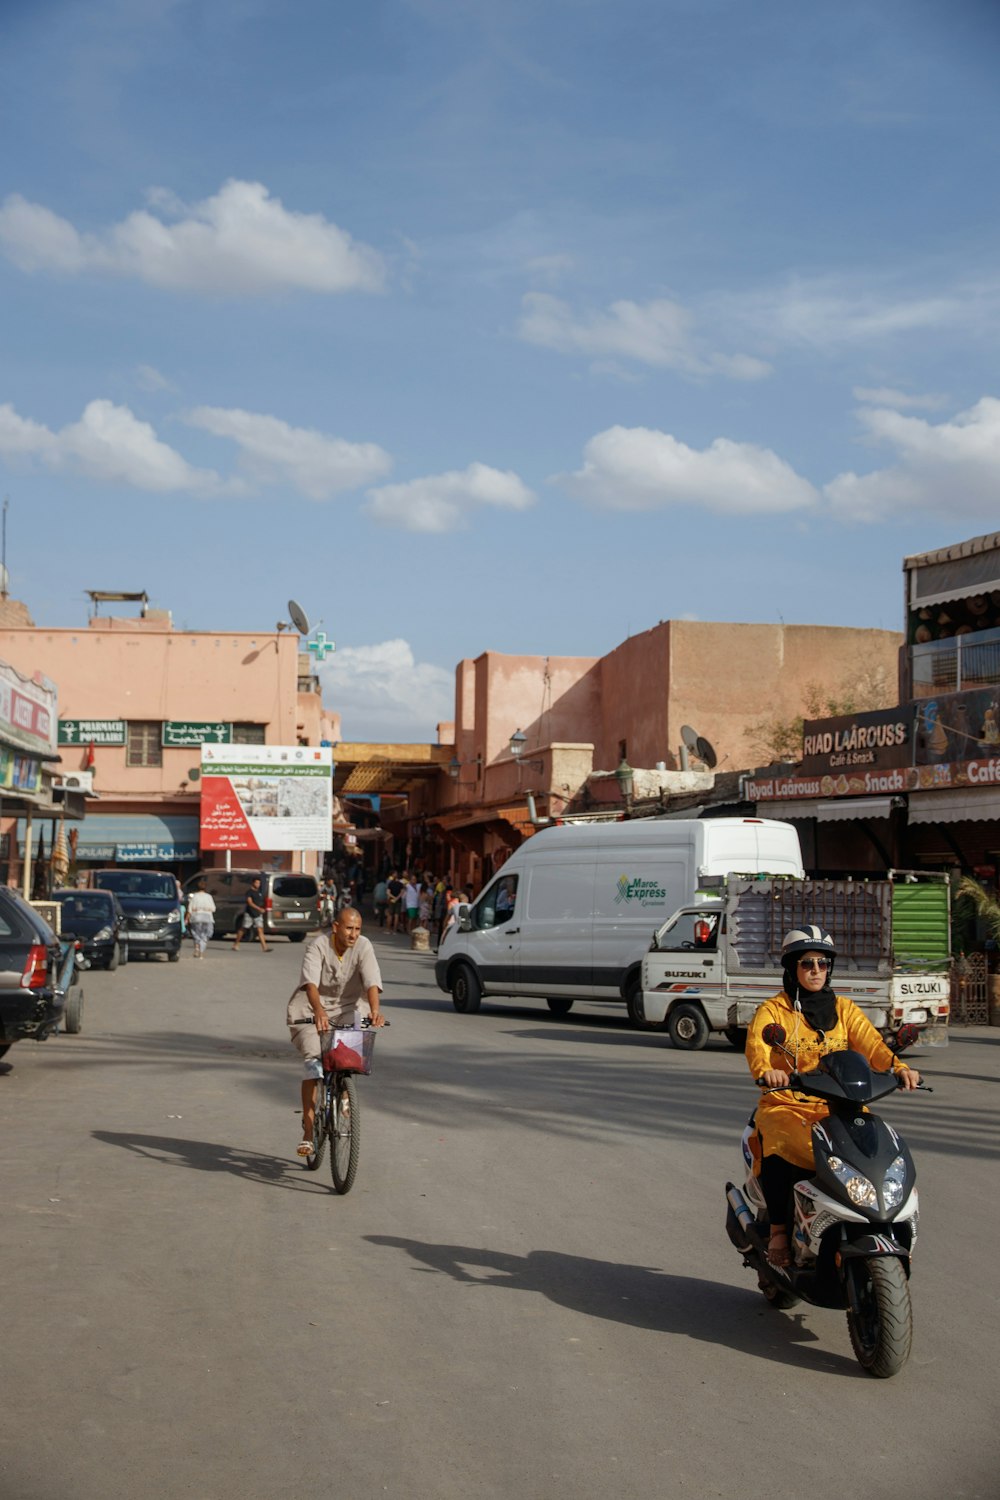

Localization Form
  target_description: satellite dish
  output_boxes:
[680,725,699,751]
[695,735,718,770]
[288,599,311,636]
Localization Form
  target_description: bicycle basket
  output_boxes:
[320,1027,375,1075]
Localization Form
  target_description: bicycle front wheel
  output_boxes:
[331,1074,360,1193]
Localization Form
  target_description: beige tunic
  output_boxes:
[287,932,382,1058]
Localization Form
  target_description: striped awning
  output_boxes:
[762,796,894,823]
[907,789,1000,825]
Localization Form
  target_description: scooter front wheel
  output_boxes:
[846,1257,912,1378]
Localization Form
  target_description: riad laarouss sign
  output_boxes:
[801,707,910,776]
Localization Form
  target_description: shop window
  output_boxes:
[232,723,266,744]
[127,721,162,768]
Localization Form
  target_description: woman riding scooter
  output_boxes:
[746,925,921,1269]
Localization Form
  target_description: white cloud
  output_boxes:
[716,274,1000,351]
[852,386,948,411]
[0,179,385,295]
[517,292,771,379]
[135,364,176,393]
[365,462,535,532]
[0,399,228,494]
[185,407,392,499]
[320,639,453,742]
[825,396,1000,521]
[558,425,819,515]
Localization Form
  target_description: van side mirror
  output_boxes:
[458,904,472,933]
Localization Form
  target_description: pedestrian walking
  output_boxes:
[232,876,271,953]
[404,872,420,932]
[187,878,216,959]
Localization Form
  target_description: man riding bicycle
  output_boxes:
[286,907,385,1158]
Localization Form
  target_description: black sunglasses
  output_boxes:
[798,956,831,971]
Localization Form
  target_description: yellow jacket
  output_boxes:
[746,990,907,1170]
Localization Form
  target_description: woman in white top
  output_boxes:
[187,879,216,959]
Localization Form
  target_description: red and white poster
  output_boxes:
[200,743,333,852]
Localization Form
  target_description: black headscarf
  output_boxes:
[781,962,839,1033]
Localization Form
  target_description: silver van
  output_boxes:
[183,868,321,941]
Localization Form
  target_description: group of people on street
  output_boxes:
[372,869,466,947]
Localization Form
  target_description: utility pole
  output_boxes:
[1,495,8,598]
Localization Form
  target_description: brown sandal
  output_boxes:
[767,1227,791,1268]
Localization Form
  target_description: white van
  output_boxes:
[434,817,804,1024]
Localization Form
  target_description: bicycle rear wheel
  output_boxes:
[305,1079,329,1171]
[331,1074,360,1193]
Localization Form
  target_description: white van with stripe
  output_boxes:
[434,817,804,1023]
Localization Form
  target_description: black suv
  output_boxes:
[0,887,68,1058]
[52,888,128,970]
[91,870,183,961]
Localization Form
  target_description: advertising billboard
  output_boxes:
[200,743,333,852]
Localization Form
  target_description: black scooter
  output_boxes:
[725,1023,930,1378]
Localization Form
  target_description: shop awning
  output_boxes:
[763,796,895,823]
[907,789,1000,825]
[18,813,201,861]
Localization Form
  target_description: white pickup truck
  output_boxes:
[640,872,951,1050]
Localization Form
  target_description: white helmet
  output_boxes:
[781,926,837,963]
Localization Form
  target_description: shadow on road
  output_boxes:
[366,1234,859,1376]
[91,1129,330,1193]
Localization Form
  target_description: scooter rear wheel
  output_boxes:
[846,1256,912,1378]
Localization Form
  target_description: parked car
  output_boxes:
[0,886,72,1058]
[91,869,183,961]
[51,888,128,971]
[182,868,321,941]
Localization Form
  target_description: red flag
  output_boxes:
[83,742,96,769]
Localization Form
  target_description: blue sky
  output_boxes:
[2,0,1000,738]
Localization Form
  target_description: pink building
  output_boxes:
[0,598,338,882]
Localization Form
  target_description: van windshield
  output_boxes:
[97,872,177,900]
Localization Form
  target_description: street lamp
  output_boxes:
[615,754,635,814]
[508,728,544,777]
[448,756,461,781]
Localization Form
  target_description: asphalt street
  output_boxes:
[2,927,999,1500]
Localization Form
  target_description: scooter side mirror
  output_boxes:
[761,1023,786,1046]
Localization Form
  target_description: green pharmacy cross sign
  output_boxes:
[307,632,335,663]
[162,721,233,747]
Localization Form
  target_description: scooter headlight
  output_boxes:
[826,1155,878,1209]
[883,1154,907,1212]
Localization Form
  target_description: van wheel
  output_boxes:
[289,933,306,943]
[545,997,574,1016]
[107,941,120,972]
[667,1003,710,1050]
[451,965,482,1014]
[624,975,656,1031]
[724,1026,747,1051]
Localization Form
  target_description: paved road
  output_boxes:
[1,929,998,1500]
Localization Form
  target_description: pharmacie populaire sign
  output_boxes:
[58,719,126,746]
[162,721,233,748]
[199,743,333,852]
[801,707,911,776]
